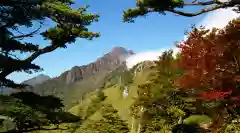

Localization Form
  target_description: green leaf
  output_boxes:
[183,115,212,125]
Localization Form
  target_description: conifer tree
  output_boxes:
[0,92,81,132]
[123,0,240,22]
[0,0,99,88]
[85,90,107,119]
[84,104,129,133]
[132,49,194,132]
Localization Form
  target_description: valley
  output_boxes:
[23,47,134,108]
[1,0,240,132]
[26,56,154,133]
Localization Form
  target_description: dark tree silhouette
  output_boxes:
[123,0,240,22]
[0,92,81,133]
[172,124,204,133]
[0,0,99,88]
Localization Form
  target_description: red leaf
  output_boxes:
[199,89,232,100]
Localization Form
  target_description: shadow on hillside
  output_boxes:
[172,124,209,133]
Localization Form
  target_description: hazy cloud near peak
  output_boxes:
[197,7,239,29]
[126,7,240,69]
[125,49,164,69]
[126,47,179,69]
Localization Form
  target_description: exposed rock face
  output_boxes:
[24,47,134,86]
[64,47,134,84]
[132,60,156,76]
[123,86,129,98]
[66,66,83,84]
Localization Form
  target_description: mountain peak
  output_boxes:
[22,74,50,86]
[106,46,133,59]
[64,46,134,84]
[31,46,134,85]
[108,47,130,57]
[111,46,128,53]
[127,50,134,55]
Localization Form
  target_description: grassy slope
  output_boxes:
[29,61,213,133]
[71,68,152,133]
[30,63,153,133]
[32,70,109,109]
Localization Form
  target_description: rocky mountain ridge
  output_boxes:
[22,74,50,86]
[22,47,134,86]
[52,46,134,85]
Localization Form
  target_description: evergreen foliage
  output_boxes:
[2,1,240,132]
[0,0,99,88]
[131,49,197,132]
[123,0,240,22]
[0,92,81,132]
[84,104,129,133]
[85,90,107,119]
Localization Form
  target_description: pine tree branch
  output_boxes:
[123,0,239,22]
[184,0,222,6]
[0,0,42,6]
[0,44,59,79]
[11,25,42,39]
[0,77,26,88]
[26,44,60,63]
[167,2,232,17]
[0,51,20,60]
[0,1,100,88]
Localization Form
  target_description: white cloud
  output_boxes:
[126,47,179,69]
[126,5,240,69]
[126,49,164,69]
[197,5,239,29]
[183,2,239,40]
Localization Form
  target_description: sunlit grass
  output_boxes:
[29,64,152,133]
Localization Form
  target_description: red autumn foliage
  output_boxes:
[199,89,232,100]
[231,96,240,101]
[176,19,240,96]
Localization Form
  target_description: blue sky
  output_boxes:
[7,0,238,83]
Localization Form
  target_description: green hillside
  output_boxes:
[32,70,110,108]
[2,59,215,133]
[28,61,153,133]
[67,62,154,133]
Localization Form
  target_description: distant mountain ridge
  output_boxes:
[0,74,51,95]
[22,46,134,107]
[51,46,134,85]
[22,46,134,86]
[22,74,50,86]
